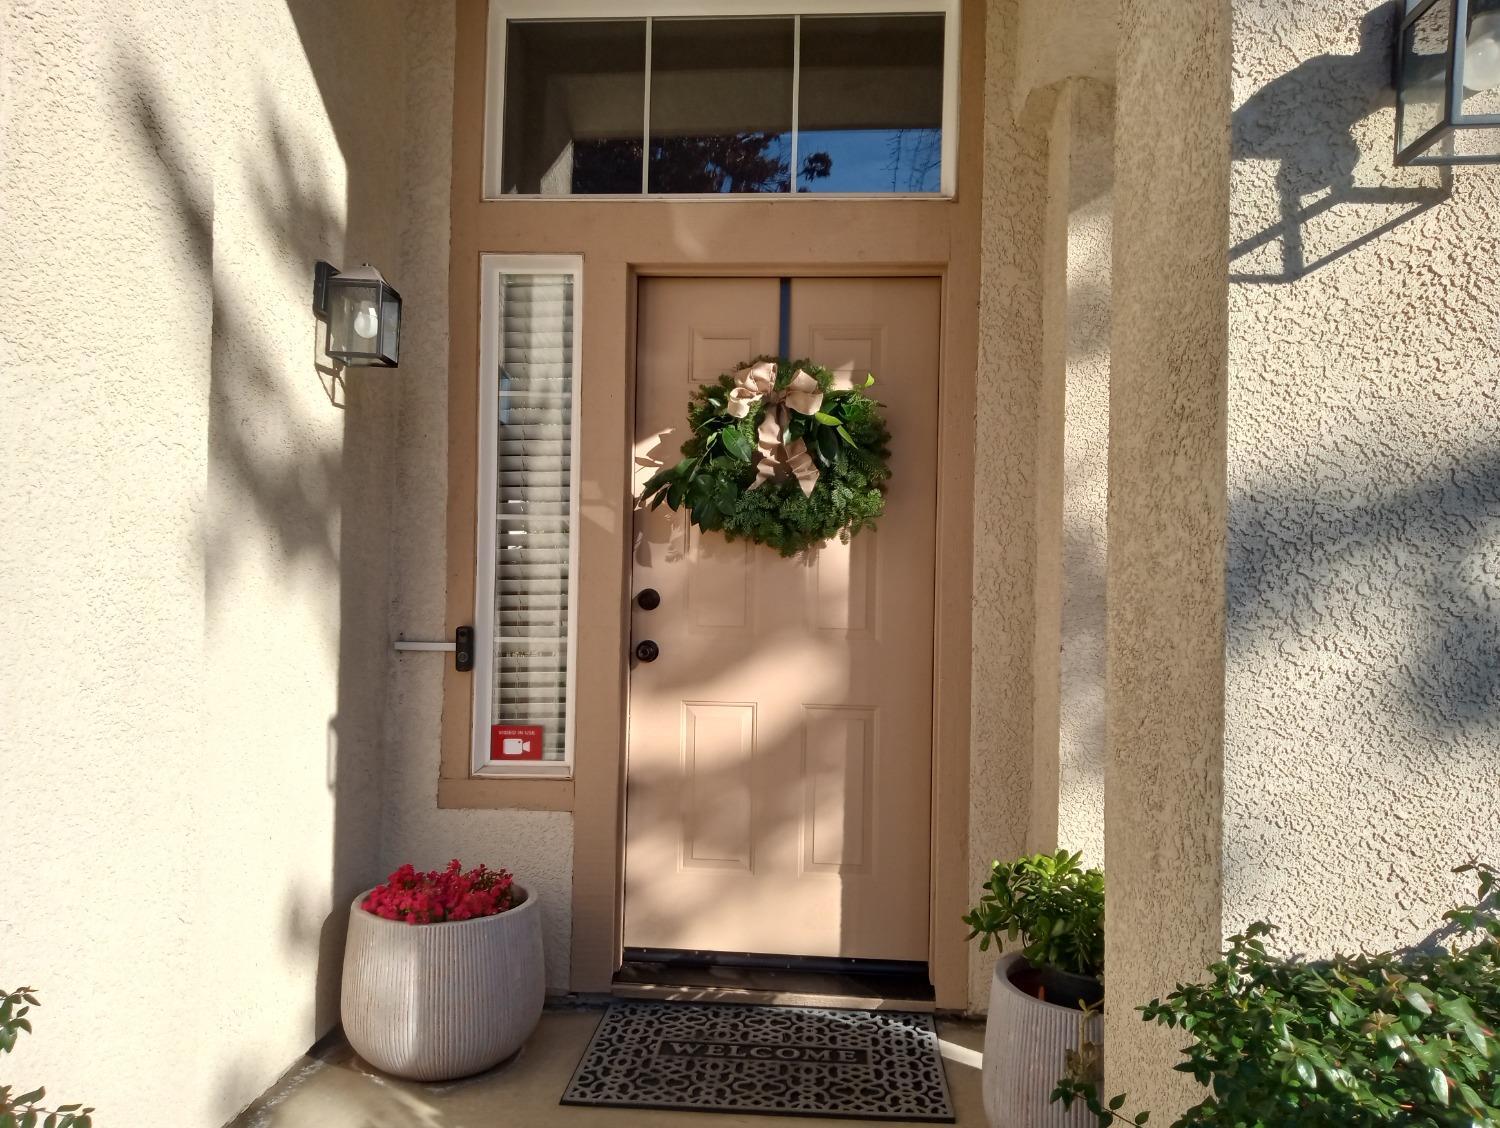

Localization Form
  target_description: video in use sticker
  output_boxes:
[490,724,545,761]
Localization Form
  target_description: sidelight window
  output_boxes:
[473,255,583,778]
[484,1,958,198]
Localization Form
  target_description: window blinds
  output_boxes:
[491,273,575,762]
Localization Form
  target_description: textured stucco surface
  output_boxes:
[1035,80,1112,867]
[1225,0,1500,951]
[377,3,576,994]
[1105,0,1230,1116]
[969,0,1052,1011]
[1013,0,1118,114]
[1,2,218,1122]
[1,2,413,1122]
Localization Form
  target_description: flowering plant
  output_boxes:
[361,860,517,924]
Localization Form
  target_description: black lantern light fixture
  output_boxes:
[1396,0,1500,164]
[313,261,402,367]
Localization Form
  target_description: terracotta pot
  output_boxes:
[340,885,544,1081]
[982,952,1104,1128]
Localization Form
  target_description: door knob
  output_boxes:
[636,588,661,611]
[635,640,660,663]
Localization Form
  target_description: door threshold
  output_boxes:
[613,956,936,1012]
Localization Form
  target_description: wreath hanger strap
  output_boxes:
[724,360,824,496]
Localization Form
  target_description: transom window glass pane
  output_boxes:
[501,21,646,195]
[490,273,574,764]
[797,15,945,193]
[648,18,795,193]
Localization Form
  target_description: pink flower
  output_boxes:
[361,861,517,925]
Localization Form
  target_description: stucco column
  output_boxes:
[970,0,1052,1008]
[1105,0,1230,1116]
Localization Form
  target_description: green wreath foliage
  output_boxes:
[640,356,892,556]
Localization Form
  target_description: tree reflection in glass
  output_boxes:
[650,18,801,193]
[645,135,833,194]
[798,15,944,194]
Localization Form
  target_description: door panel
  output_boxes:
[624,276,940,961]
[681,702,756,871]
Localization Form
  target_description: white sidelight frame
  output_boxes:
[483,0,962,199]
[471,253,585,779]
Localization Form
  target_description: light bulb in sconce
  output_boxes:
[352,303,380,341]
[1465,10,1500,93]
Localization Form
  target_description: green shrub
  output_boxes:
[963,848,1105,979]
[1,988,95,1128]
[1054,862,1500,1127]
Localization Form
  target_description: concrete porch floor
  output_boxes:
[230,1005,989,1128]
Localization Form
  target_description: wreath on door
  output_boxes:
[641,356,892,557]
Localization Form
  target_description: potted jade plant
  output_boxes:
[341,860,544,1081]
[964,849,1106,1128]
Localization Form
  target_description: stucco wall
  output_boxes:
[1225,0,1500,952]
[1013,0,1117,113]
[377,2,576,994]
[970,0,1053,1010]
[1,1,217,1122]
[1,2,414,1123]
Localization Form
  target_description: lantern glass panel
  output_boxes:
[328,280,383,361]
[379,286,401,366]
[1462,0,1500,114]
[1399,0,1453,156]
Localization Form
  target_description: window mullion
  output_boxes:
[790,14,801,193]
[642,16,653,194]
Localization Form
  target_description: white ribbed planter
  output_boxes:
[340,885,545,1081]
[982,953,1104,1128]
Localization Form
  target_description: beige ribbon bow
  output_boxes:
[723,361,825,496]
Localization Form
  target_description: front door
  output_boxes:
[623,276,940,962]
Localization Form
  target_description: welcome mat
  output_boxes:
[561,1001,954,1122]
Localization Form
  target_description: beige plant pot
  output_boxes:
[340,884,544,1081]
[983,952,1104,1128]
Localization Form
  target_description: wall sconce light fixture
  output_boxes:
[1397,0,1500,164]
[313,261,402,367]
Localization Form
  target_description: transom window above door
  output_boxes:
[483,1,958,198]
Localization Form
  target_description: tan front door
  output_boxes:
[623,276,940,962]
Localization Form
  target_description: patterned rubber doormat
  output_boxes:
[561,1001,954,1122]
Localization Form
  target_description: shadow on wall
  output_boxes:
[1227,446,1500,738]
[121,67,349,628]
[1231,4,1450,283]
[118,3,403,1116]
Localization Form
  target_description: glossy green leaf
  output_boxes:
[721,427,753,463]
